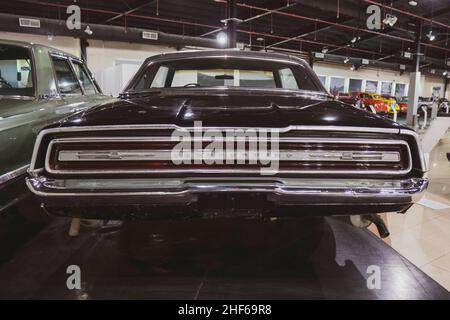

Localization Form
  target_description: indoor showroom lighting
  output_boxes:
[321,47,329,53]
[47,34,53,41]
[84,25,93,35]
[350,36,361,43]
[350,65,355,71]
[382,14,398,27]
[216,32,228,46]
[443,71,448,76]
[408,0,418,6]
[426,30,435,41]
[344,57,350,64]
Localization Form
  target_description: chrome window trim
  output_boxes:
[30,124,413,173]
[43,136,412,176]
[0,165,29,185]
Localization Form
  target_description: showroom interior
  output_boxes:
[0,0,449,300]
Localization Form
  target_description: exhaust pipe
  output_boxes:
[350,214,390,238]
[365,215,390,238]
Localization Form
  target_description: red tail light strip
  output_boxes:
[44,137,412,176]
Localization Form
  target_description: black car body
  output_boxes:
[27,50,428,219]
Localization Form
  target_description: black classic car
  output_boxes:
[27,50,428,228]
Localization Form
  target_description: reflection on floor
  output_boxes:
[370,130,450,291]
[0,216,447,299]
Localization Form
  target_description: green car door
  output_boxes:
[0,40,111,200]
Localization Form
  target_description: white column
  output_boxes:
[406,71,421,126]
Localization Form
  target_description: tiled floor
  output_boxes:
[370,130,450,291]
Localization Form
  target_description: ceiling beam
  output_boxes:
[200,2,298,37]
[103,0,156,24]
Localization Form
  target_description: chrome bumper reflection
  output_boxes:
[27,176,428,204]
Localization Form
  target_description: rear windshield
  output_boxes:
[0,44,34,97]
[133,57,323,92]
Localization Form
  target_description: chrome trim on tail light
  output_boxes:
[43,137,412,176]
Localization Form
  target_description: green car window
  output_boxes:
[72,60,97,95]
[0,44,34,97]
[51,56,82,96]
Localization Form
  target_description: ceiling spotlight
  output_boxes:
[382,14,398,27]
[321,47,329,53]
[256,37,264,42]
[350,65,355,71]
[426,30,435,41]
[216,32,228,46]
[84,25,93,35]
[47,34,53,41]
[344,57,350,64]
[351,36,361,44]
[443,71,448,76]
[408,0,418,6]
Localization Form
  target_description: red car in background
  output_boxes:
[337,94,362,108]
[349,92,389,114]
[397,96,408,114]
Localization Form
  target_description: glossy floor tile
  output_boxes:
[377,130,450,291]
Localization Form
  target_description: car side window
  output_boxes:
[71,60,97,95]
[51,56,82,96]
[278,68,299,90]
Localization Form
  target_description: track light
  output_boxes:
[350,65,355,71]
[321,47,329,53]
[216,32,228,46]
[382,14,398,27]
[443,71,448,76]
[408,1,417,6]
[350,36,361,44]
[84,25,93,35]
[426,30,435,41]
[344,57,350,64]
[47,34,53,41]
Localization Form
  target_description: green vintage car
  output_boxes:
[0,39,110,211]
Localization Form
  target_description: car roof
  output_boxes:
[144,49,307,65]
[0,39,81,60]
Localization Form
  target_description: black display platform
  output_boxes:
[0,215,448,300]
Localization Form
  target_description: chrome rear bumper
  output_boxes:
[27,176,428,208]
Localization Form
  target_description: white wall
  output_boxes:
[314,61,448,98]
[86,40,177,75]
